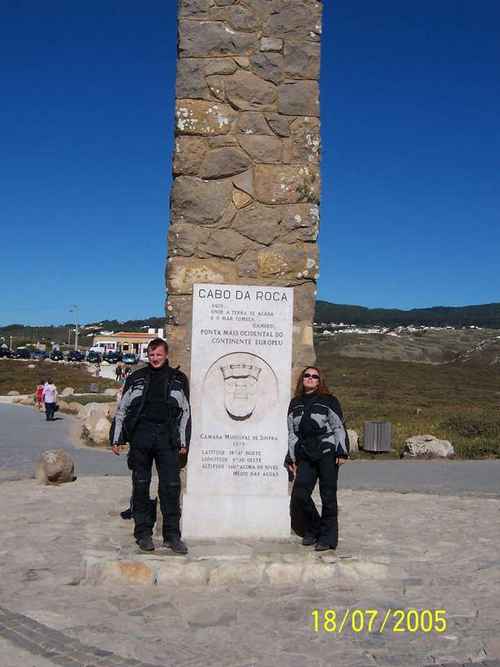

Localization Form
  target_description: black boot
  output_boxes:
[163,538,188,555]
[137,536,155,552]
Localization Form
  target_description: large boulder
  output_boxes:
[80,402,115,421]
[81,402,115,446]
[57,399,69,413]
[402,435,455,459]
[18,397,35,406]
[35,449,75,485]
[8,390,20,396]
[347,429,359,454]
[60,387,75,397]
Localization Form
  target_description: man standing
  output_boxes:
[42,378,58,421]
[111,338,191,554]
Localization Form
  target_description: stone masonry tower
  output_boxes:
[166,0,322,377]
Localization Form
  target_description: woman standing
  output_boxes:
[287,367,349,551]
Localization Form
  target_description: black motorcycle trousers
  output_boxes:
[129,422,181,542]
[291,452,339,548]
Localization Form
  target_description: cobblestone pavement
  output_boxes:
[1,477,500,666]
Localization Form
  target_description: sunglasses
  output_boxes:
[303,373,320,380]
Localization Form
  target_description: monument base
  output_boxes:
[181,493,291,539]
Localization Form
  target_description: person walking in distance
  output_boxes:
[111,338,191,554]
[287,367,349,552]
[42,378,58,421]
[35,379,45,411]
[115,362,123,383]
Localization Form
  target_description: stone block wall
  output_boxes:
[166,0,323,376]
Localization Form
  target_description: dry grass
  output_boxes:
[0,360,117,395]
[317,347,500,458]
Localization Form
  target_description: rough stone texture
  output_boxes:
[167,0,322,376]
[254,164,320,204]
[403,435,455,459]
[171,176,233,225]
[176,99,235,136]
[35,449,75,485]
[225,70,277,110]
[238,134,284,163]
[60,387,74,397]
[199,146,251,178]
[178,21,256,58]
[278,80,320,116]
[173,137,207,177]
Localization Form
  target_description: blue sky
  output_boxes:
[1,1,499,326]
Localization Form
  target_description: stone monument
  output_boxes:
[166,0,322,378]
[166,0,323,538]
[182,283,293,538]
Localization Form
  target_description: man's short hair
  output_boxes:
[147,337,168,354]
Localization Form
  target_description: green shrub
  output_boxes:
[439,414,500,439]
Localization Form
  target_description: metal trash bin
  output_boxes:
[363,421,392,452]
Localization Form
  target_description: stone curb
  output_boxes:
[81,548,391,587]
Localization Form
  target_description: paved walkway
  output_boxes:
[2,404,500,495]
[0,476,499,667]
[0,404,127,480]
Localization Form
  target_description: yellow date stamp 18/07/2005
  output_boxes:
[311,609,447,634]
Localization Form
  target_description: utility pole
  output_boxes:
[70,305,79,350]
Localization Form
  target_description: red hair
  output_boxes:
[294,366,331,398]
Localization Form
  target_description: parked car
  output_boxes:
[122,353,138,365]
[14,348,32,359]
[67,350,85,362]
[103,351,122,363]
[87,351,102,363]
[50,350,64,361]
[31,350,49,361]
[0,347,12,358]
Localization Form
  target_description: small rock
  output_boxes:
[8,390,20,396]
[60,387,75,397]
[35,449,75,485]
[402,435,455,459]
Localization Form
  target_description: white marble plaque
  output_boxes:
[182,283,293,538]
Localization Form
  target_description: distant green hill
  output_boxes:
[0,317,165,348]
[2,302,499,348]
[315,302,500,329]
